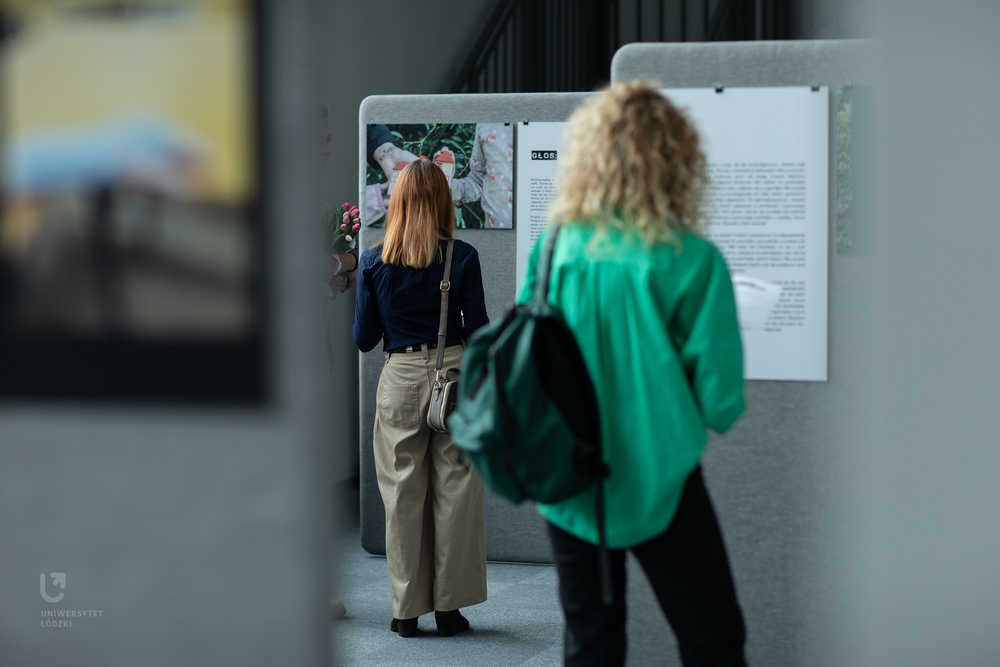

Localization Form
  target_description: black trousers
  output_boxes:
[547,467,747,667]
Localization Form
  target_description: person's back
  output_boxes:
[520,80,749,667]
[354,238,486,353]
[521,224,743,548]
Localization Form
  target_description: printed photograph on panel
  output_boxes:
[365,123,513,229]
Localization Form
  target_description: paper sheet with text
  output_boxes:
[514,88,829,381]
[515,122,567,299]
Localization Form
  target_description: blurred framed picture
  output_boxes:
[0,0,264,402]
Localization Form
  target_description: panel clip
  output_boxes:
[811,82,820,92]
[522,118,529,125]
[715,82,723,93]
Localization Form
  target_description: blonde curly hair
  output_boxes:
[549,80,708,243]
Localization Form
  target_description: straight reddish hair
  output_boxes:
[380,159,455,268]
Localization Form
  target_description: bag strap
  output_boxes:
[434,239,456,378]
[597,477,612,605]
[534,225,613,605]
[533,225,562,304]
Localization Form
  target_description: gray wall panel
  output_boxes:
[356,94,591,563]
[612,40,875,667]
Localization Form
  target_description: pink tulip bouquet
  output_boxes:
[329,202,361,256]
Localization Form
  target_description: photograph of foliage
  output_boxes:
[366,123,486,229]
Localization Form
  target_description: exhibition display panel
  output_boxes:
[357,93,593,562]
[610,39,873,666]
[356,41,873,614]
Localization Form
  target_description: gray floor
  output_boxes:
[330,479,564,667]
[332,537,564,667]
[330,481,685,667]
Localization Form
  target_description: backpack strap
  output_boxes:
[434,239,456,379]
[537,225,613,605]
[534,224,562,303]
[596,472,612,606]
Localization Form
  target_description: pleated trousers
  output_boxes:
[373,344,487,619]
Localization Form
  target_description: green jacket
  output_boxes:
[518,223,744,548]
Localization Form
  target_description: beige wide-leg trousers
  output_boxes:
[373,344,487,620]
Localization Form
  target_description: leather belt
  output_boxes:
[388,341,462,354]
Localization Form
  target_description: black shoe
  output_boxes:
[390,617,417,637]
[434,609,470,637]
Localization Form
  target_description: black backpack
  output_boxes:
[448,225,613,603]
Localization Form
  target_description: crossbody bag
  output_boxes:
[427,239,460,433]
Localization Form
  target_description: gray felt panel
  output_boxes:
[613,40,876,667]
[611,39,874,89]
[356,94,592,563]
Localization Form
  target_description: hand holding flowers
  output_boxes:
[330,202,362,255]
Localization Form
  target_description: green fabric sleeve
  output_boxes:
[668,245,745,433]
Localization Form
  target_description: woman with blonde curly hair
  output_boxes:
[519,81,748,666]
